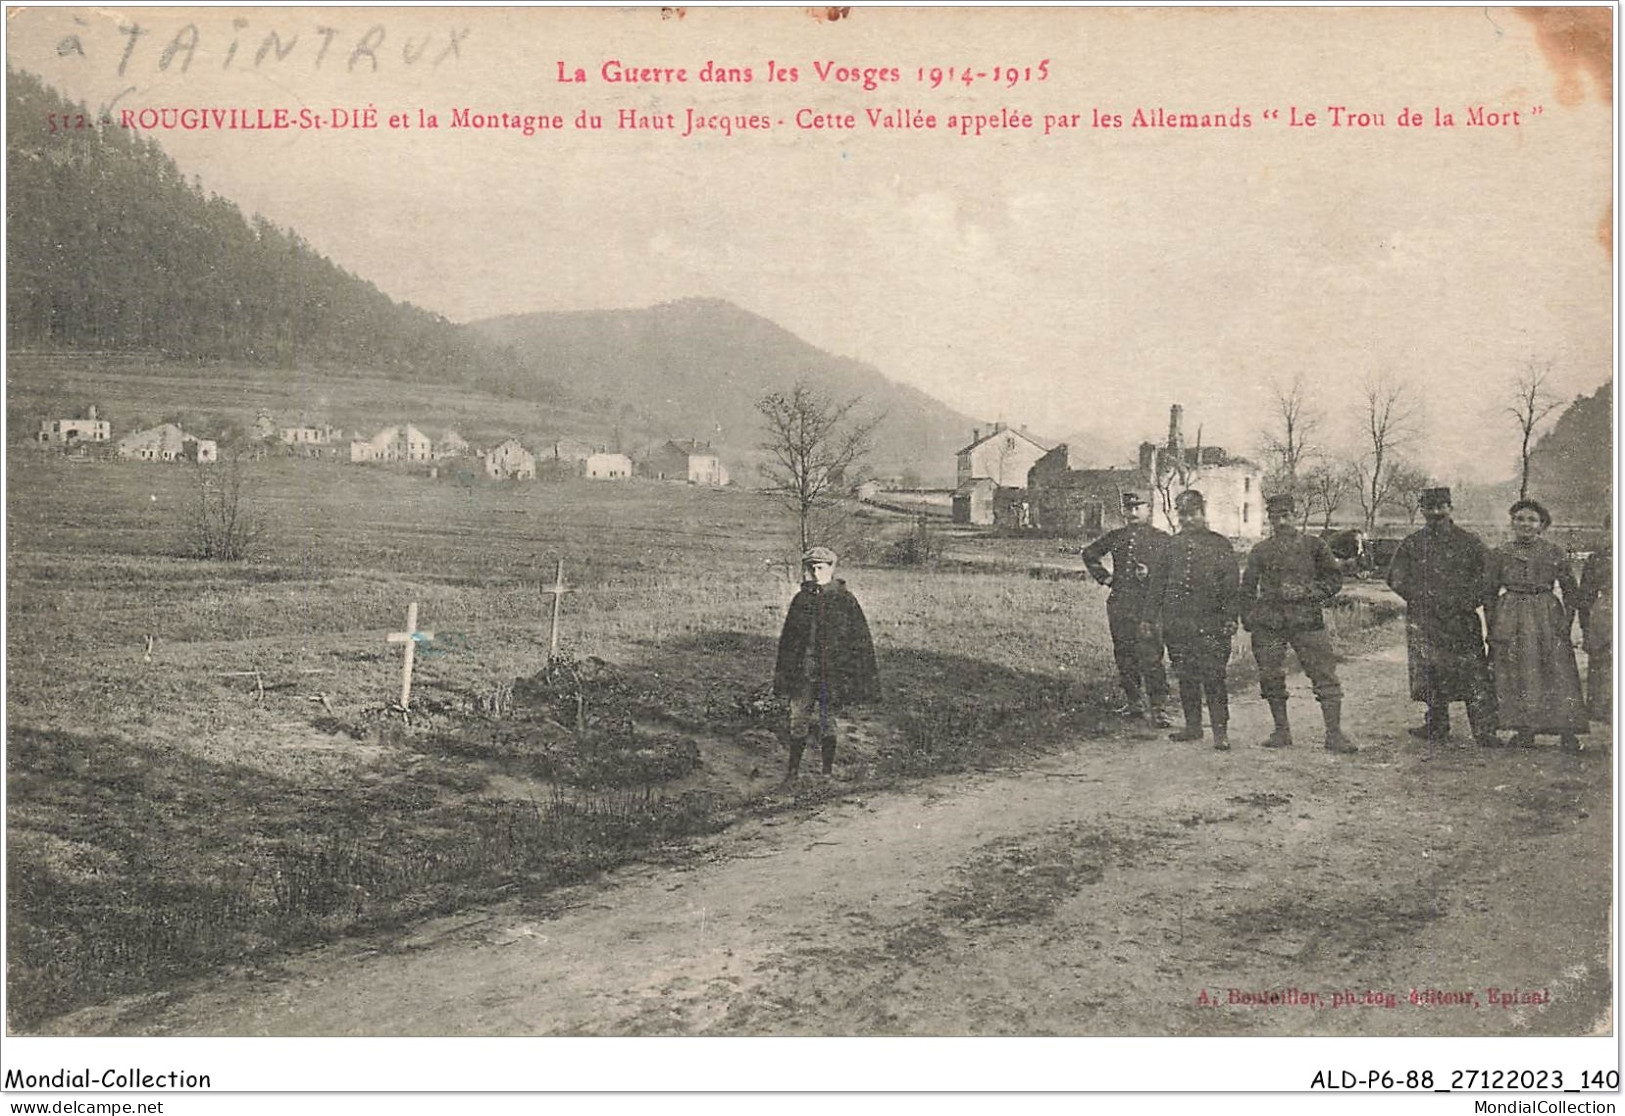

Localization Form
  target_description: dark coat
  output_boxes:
[773,579,880,707]
[1079,522,1171,614]
[1387,522,1495,703]
[1579,543,1612,655]
[1145,527,1240,635]
[1241,530,1343,632]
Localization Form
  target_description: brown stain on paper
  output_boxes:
[1518,8,1614,260]
[1518,7,1613,106]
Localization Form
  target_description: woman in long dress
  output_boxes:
[1488,499,1588,749]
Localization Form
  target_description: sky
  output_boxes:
[6,5,1614,484]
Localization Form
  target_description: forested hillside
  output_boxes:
[1527,379,1613,523]
[5,68,552,400]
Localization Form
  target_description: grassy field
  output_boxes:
[6,434,1403,1031]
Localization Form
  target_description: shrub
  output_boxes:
[181,453,260,561]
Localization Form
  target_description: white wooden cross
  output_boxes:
[386,602,436,709]
[542,559,570,661]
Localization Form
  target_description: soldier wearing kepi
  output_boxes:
[1078,492,1172,725]
[1385,487,1499,747]
[1241,493,1358,753]
[772,546,880,778]
[1144,489,1240,750]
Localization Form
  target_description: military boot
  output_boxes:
[1262,698,1293,748]
[1168,684,1204,741]
[1147,701,1173,729]
[1211,724,1230,751]
[786,738,806,778]
[820,735,837,776]
[1323,698,1358,754]
[1467,693,1501,748]
[1408,704,1449,742]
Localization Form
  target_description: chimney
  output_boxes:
[87,405,97,421]
[973,427,980,443]
[1167,404,1184,449]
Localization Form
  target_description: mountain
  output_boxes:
[1527,380,1612,524]
[5,68,553,400]
[7,68,979,481]
[472,298,977,482]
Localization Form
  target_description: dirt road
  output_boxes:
[55,628,1612,1038]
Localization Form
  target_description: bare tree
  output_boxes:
[757,381,884,551]
[1384,460,1433,525]
[1508,359,1563,500]
[1354,375,1414,533]
[1150,426,1201,533]
[993,429,1020,485]
[1302,461,1354,532]
[183,449,261,561]
[1259,374,1322,500]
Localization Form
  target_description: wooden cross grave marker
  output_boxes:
[386,602,436,711]
[542,559,570,661]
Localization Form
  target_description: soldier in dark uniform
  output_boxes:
[773,546,880,777]
[1385,487,1498,747]
[1242,493,1358,753]
[1578,513,1612,725]
[1144,490,1240,750]
[1079,492,1171,725]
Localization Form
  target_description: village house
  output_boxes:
[1014,405,1261,540]
[481,438,536,480]
[639,439,730,485]
[955,423,1051,488]
[117,423,217,464]
[1020,447,1145,535]
[252,410,277,442]
[584,451,633,480]
[279,422,342,448]
[350,424,433,464]
[1135,405,1261,539]
[952,477,998,526]
[36,405,110,447]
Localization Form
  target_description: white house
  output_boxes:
[956,424,1051,487]
[481,438,536,480]
[1138,405,1263,540]
[687,450,729,486]
[117,423,216,464]
[37,405,110,447]
[640,439,730,485]
[1178,463,1262,540]
[584,451,633,480]
[279,423,342,447]
[351,424,433,464]
[952,477,999,526]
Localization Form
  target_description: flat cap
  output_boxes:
[1265,493,1296,514]
[801,546,838,565]
[1121,492,1147,510]
[1420,487,1452,507]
